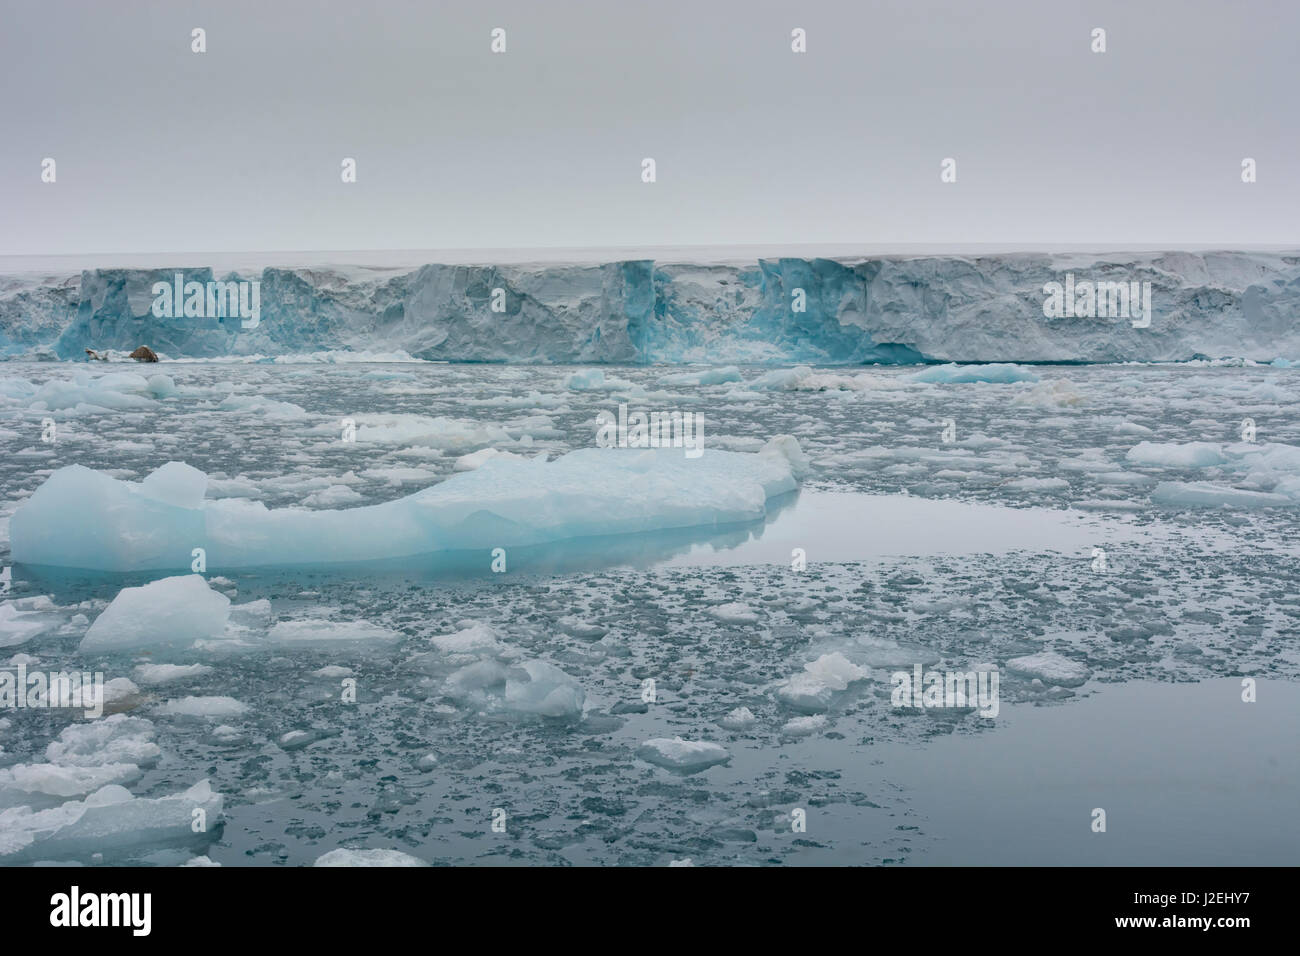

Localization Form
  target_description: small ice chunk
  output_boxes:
[1005,651,1091,688]
[0,779,222,863]
[660,366,742,386]
[45,715,161,768]
[1151,481,1293,509]
[708,602,759,624]
[782,714,828,736]
[81,575,230,653]
[909,363,1040,385]
[0,601,58,648]
[314,848,429,867]
[1113,422,1154,436]
[102,678,142,710]
[157,696,249,718]
[637,737,729,773]
[0,762,143,808]
[719,706,758,730]
[430,622,500,654]
[777,652,870,712]
[1125,441,1227,469]
[134,663,213,685]
[503,660,585,718]
[264,619,402,647]
[1006,477,1070,492]
[312,665,353,678]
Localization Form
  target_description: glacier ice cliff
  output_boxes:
[2,251,1298,364]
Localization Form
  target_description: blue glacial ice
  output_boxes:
[907,362,1041,384]
[11,437,807,571]
[5,251,1300,364]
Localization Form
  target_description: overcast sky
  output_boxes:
[2,0,1297,258]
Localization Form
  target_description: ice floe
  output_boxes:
[0,779,222,863]
[637,737,730,773]
[314,848,428,866]
[80,575,230,653]
[13,438,805,570]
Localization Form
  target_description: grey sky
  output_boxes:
[2,0,1297,258]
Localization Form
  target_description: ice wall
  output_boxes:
[2,251,1298,364]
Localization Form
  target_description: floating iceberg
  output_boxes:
[134,663,213,685]
[637,737,730,773]
[503,661,586,718]
[1126,442,1229,469]
[438,656,585,720]
[0,599,59,648]
[80,574,231,652]
[0,779,221,863]
[660,366,743,386]
[565,368,644,393]
[1005,652,1091,688]
[908,363,1040,385]
[157,696,249,719]
[719,707,758,731]
[1151,482,1294,509]
[45,715,161,769]
[12,438,805,571]
[1125,440,1300,508]
[263,619,402,647]
[777,652,870,712]
[0,716,160,812]
[314,848,428,867]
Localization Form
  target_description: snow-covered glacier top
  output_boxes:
[2,250,1297,364]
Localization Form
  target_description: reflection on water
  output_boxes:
[660,491,1112,566]
[14,490,1132,596]
[877,679,1300,865]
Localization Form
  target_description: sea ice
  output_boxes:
[782,714,828,736]
[0,600,58,647]
[264,619,402,647]
[157,696,249,718]
[0,779,222,863]
[80,575,231,653]
[1005,651,1091,688]
[908,363,1040,385]
[314,848,428,867]
[719,706,758,730]
[133,663,214,685]
[13,439,805,570]
[637,737,730,773]
[503,661,585,718]
[1126,442,1229,468]
[429,622,501,654]
[708,602,759,624]
[1151,482,1293,509]
[660,366,742,386]
[44,715,161,768]
[0,762,143,809]
[777,652,870,712]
